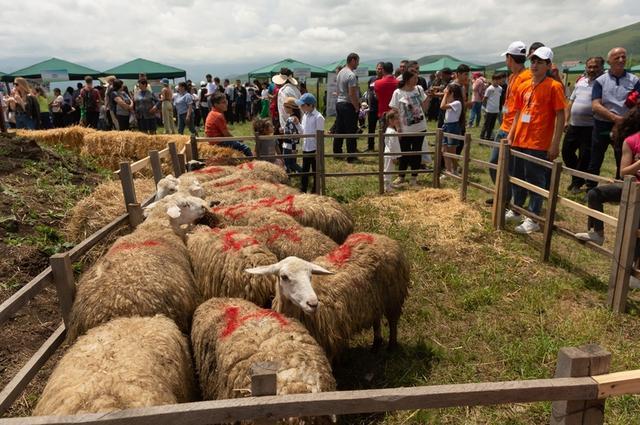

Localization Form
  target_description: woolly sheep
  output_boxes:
[187,226,277,307]
[247,233,410,360]
[155,174,204,201]
[191,298,335,407]
[213,194,353,243]
[203,178,298,206]
[67,194,208,341]
[179,160,288,187]
[34,315,197,416]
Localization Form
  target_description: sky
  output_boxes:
[1,0,640,81]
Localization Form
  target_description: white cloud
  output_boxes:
[0,0,638,78]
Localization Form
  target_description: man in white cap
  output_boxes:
[273,67,301,134]
[506,46,566,234]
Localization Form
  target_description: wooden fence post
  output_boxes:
[433,129,443,188]
[608,176,640,313]
[185,141,193,162]
[542,159,563,262]
[316,130,325,195]
[190,134,199,161]
[127,203,144,230]
[251,362,278,424]
[492,140,510,230]
[168,142,182,177]
[149,150,163,185]
[460,133,472,201]
[50,253,75,328]
[254,133,261,160]
[550,344,610,425]
[118,162,137,209]
[378,127,385,195]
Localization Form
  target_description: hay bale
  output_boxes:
[191,297,335,402]
[186,226,277,307]
[197,144,245,165]
[64,178,156,242]
[34,315,197,416]
[17,126,95,153]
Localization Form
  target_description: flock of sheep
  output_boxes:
[33,161,411,423]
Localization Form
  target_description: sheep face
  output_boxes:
[246,257,333,315]
[156,175,180,201]
[188,180,204,198]
[166,196,209,226]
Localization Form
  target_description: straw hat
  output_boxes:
[283,96,299,109]
[272,73,298,86]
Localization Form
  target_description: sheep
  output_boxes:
[246,232,410,361]
[34,315,197,416]
[155,174,204,201]
[203,179,298,206]
[213,194,353,243]
[179,160,288,187]
[186,226,278,307]
[191,297,335,419]
[66,194,208,341]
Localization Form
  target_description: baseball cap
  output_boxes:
[161,78,170,85]
[502,41,527,57]
[295,93,317,106]
[531,46,554,61]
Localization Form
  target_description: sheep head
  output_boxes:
[165,195,209,226]
[246,257,333,315]
[155,175,180,201]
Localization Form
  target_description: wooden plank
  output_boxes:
[0,268,52,326]
[254,133,261,160]
[316,130,325,195]
[442,132,466,141]
[177,153,186,175]
[508,176,549,198]
[118,162,137,207]
[378,126,384,195]
[460,133,472,201]
[542,160,563,262]
[0,324,65,415]
[324,170,432,178]
[49,254,75,328]
[510,149,553,169]
[251,362,278,424]
[475,139,501,148]
[594,370,640,398]
[189,134,199,161]
[442,152,463,160]
[608,177,640,313]
[158,147,171,160]
[68,213,129,262]
[550,345,610,425]
[470,158,498,170]
[0,377,600,425]
[148,150,163,185]
[441,171,463,181]
[184,141,192,162]
[492,140,510,229]
[509,204,546,224]
[468,181,493,194]
[562,166,618,186]
[554,227,613,258]
[129,157,151,174]
[168,142,182,177]
[557,197,618,227]
[433,129,443,188]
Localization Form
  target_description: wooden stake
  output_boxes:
[460,132,472,201]
[254,133,261,160]
[433,129,443,188]
[126,203,144,230]
[168,142,182,177]
[149,150,163,185]
[49,253,75,328]
[378,126,385,195]
[118,162,137,208]
[251,362,278,424]
[542,159,563,261]
[190,134,199,161]
[316,130,325,195]
[177,153,186,175]
[492,140,510,230]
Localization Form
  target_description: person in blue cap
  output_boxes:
[296,93,325,192]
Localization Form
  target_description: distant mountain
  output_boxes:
[485,21,640,70]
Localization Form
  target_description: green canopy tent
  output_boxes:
[247,58,328,79]
[420,57,485,73]
[103,58,186,80]
[322,59,377,76]
[563,63,611,74]
[1,57,102,82]
[630,64,640,73]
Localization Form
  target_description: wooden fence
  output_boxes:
[3,134,640,423]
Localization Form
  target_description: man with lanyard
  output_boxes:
[487,41,531,205]
[506,46,566,234]
[585,47,640,188]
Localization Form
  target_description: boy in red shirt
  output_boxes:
[204,93,252,156]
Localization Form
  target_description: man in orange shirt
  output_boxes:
[204,93,252,156]
[506,46,566,234]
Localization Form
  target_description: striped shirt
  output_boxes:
[592,71,640,122]
[569,77,595,127]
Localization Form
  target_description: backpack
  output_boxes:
[82,88,98,112]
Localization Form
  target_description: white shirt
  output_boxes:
[388,86,427,133]
[384,127,401,158]
[444,100,462,123]
[261,88,269,100]
[301,108,325,152]
[483,85,502,114]
[277,83,301,129]
[206,82,217,97]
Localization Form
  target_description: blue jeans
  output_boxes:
[15,113,36,130]
[178,113,196,135]
[510,147,548,216]
[283,148,302,172]
[468,101,482,127]
[219,140,253,157]
[489,129,508,183]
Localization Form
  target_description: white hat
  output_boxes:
[272,73,298,86]
[502,41,527,57]
[531,46,554,61]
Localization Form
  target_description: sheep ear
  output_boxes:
[245,264,280,275]
[143,202,157,217]
[166,204,181,219]
[310,263,333,275]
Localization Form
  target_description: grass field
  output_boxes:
[223,116,640,424]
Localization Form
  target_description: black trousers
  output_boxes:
[367,111,378,150]
[562,125,593,188]
[586,183,622,232]
[333,102,358,156]
[300,150,316,193]
[399,135,424,178]
[586,119,620,189]
[480,112,498,140]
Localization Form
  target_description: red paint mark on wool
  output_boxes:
[255,195,303,217]
[109,240,162,255]
[194,166,225,175]
[221,305,289,338]
[237,184,258,193]
[254,224,301,244]
[220,230,258,251]
[238,162,256,171]
[326,233,375,266]
[213,204,250,220]
[213,178,242,188]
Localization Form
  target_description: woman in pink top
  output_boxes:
[576,106,640,245]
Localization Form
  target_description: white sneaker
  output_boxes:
[575,229,604,246]
[410,177,418,186]
[504,209,522,224]
[392,177,406,185]
[515,217,540,234]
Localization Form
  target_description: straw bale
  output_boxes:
[197,144,246,164]
[191,297,335,404]
[17,126,94,153]
[186,226,277,307]
[63,178,156,243]
[34,315,197,416]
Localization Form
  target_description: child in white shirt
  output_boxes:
[440,83,465,175]
[383,110,402,192]
[296,93,325,193]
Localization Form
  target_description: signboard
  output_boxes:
[354,67,369,78]
[293,68,311,79]
[325,72,337,117]
[41,70,69,82]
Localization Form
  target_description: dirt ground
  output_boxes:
[0,134,104,416]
